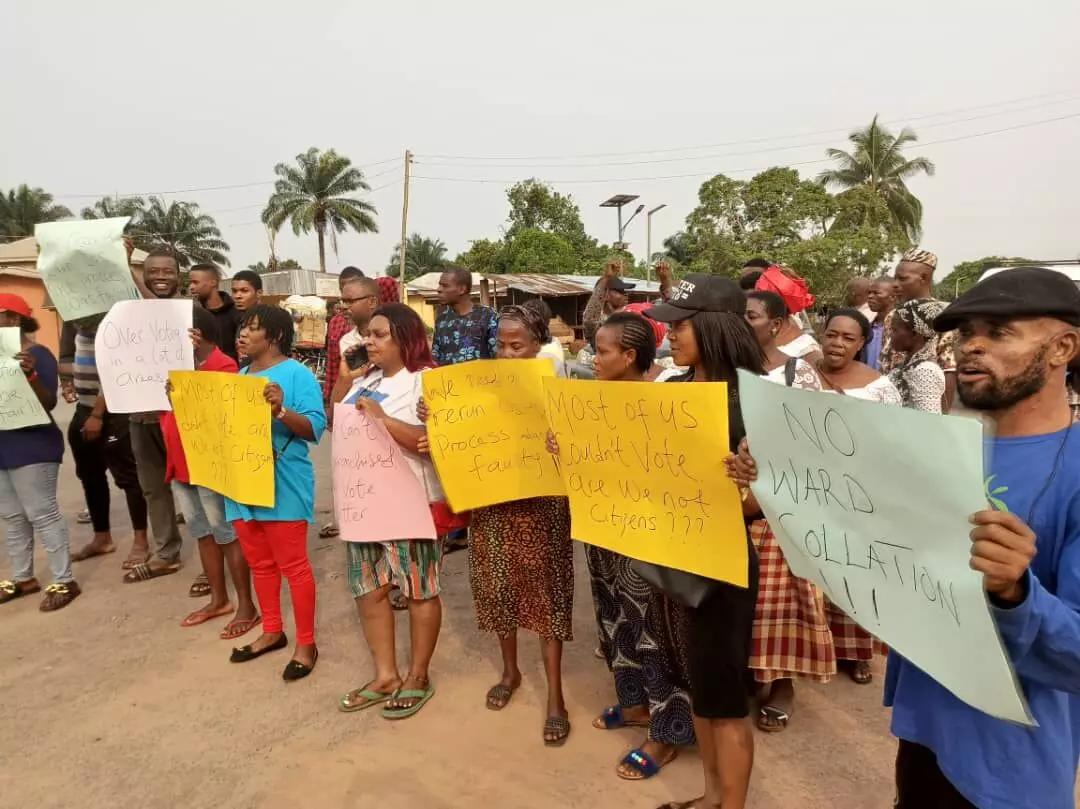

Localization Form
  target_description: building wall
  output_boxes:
[4,276,61,355]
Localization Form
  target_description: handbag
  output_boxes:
[630,559,722,608]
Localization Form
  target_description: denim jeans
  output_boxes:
[171,481,235,545]
[0,462,73,584]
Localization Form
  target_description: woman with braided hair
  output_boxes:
[888,299,947,413]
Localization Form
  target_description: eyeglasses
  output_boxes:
[341,294,377,305]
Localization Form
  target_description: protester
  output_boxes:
[161,307,259,638]
[521,297,567,374]
[376,276,400,305]
[123,247,185,584]
[226,305,326,681]
[889,299,947,413]
[646,275,764,809]
[865,276,898,371]
[743,290,835,732]
[188,263,241,361]
[230,270,263,313]
[58,317,149,566]
[622,302,680,381]
[0,294,79,611]
[432,265,498,365]
[324,266,365,404]
[815,309,902,404]
[444,304,574,746]
[742,261,814,337]
[843,276,874,322]
[546,311,692,777]
[752,267,822,363]
[584,262,637,341]
[337,303,444,719]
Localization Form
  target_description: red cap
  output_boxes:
[0,293,32,318]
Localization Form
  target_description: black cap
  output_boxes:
[608,277,637,293]
[647,273,746,322]
[934,267,1080,333]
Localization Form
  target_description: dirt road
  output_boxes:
[0,403,982,808]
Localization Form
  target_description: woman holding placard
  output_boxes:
[336,303,445,720]
[548,311,693,779]
[226,306,326,682]
[644,275,765,809]
[0,294,79,611]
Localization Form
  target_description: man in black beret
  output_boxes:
[886,267,1080,808]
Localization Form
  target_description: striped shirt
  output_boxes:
[73,329,102,408]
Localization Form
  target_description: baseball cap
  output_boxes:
[647,274,746,322]
[608,277,637,293]
[934,267,1080,333]
[0,293,32,318]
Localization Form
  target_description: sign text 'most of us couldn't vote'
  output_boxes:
[737,370,1031,725]
[544,378,748,587]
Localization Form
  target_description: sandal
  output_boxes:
[592,705,649,730]
[121,550,151,570]
[389,587,408,611]
[443,535,468,554]
[76,510,92,525]
[188,573,211,598]
[656,801,701,809]
[543,715,571,747]
[843,660,874,685]
[220,615,262,640]
[123,563,180,584]
[381,685,435,720]
[617,747,678,781]
[757,705,791,733]
[39,582,81,612]
[486,683,516,711]
[318,522,340,539]
[0,579,41,604]
[180,603,234,628]
[339,683,397,713]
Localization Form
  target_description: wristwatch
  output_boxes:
[276,406,290,421]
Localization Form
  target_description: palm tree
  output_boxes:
[817,115,935,240]
[0,185,73,238]
[80,195,146,223]
[386,233,449,281]
[247,258,303,274]
[130,196,230,267]
[262,147,378,272]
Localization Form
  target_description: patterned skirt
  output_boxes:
[749,520,836,683]
[470,497,574,641]
[586,546,695,746]
[826,603,882,662]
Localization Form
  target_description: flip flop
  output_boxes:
[318,523,340,539]
[757,705,791,733]
[617,748,679,781]
[381,685,435,720]
[122,563,180,584]
[180,604,234,628]
[72,544,116,562]
[339,685,395,713]
[121,551,151,570]
[486,683,516,711]
[593,704,649,730]
[220,615,262,640]
[543,715,571,747]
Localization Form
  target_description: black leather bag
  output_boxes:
[630,560,721,608]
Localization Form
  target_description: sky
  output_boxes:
[4,0,1080,280]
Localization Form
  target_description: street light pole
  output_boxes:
[645,203,667,281]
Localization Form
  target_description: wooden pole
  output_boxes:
[398,149,412,301]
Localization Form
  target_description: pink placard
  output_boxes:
[332,404,437,542]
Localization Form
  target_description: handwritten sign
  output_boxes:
[737,370,1030,724]
[95,300,194,413]
[0,328,49,430]
[332,404,437,542]
[169,371,274,507]
[544,378,748,586]
[422,358,564,511]
[35,217,141,321]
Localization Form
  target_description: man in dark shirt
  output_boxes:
[188,263,241,361]
[432,265,498,365]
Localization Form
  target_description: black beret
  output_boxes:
[934,267,1080,333]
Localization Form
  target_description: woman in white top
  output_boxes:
[814,308,903,405]
[337,303,444,720]
[887,299,947,413]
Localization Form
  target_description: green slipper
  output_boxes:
[339,687,394,713]
[381,685,435,720]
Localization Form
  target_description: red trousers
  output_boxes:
[233,520,316,645]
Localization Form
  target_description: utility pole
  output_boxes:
[398,149,413,301]
[645,204,667,281]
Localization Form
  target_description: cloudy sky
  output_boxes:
[4,0,1079,278]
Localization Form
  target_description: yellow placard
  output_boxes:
[422,358,566,511]
[169,371,275,507]
[544,378,748,587]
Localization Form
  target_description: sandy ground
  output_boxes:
[1,402,1056,809]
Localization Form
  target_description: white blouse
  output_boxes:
[778,333,821,359]
[836,375,903,406]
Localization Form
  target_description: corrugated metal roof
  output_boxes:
[0,236,147,265]
[556,275,663,294]
[481,273,663,297]
[0,265,42,279]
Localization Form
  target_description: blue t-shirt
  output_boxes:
[885,424,1080,809]
[224,359,326,524]
[0,344,64,470]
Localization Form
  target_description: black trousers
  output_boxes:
[895,741,976,808]
[68,406,147,533]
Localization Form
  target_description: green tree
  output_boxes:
[505,179,592,249]
[935,256,1036,300]
[456,238,506,276]
[386,233,450,281]
[262,147,378,273]
[0,185,73,238]
[132,196,230,267]
[247,258,303,274]
[500,228,580,275]
[80,196,147,224]
[817,115,935,241]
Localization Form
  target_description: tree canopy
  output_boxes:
[386,233,449,281]
[935,256,1036,300]
[128,197,230,268]
[247,258,303,274]
[0,185,73,238]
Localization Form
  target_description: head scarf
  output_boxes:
[623,302,667,348]
[890,298,946,405]
[499,304,551,345]
[376,276,400,304]
[754,266,815,315]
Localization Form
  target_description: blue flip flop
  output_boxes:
[593,704,650,730]
[617,748,678,781]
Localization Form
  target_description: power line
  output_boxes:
[419,87,1080,161]
[410,111,1080,186]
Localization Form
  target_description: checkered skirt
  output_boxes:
[749,520,837,683]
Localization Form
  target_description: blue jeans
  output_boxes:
[170,481,235,545]
[0,463,73,584]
